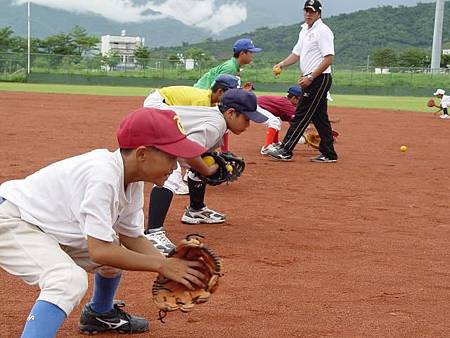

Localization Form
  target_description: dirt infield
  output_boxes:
[1,91,450,338]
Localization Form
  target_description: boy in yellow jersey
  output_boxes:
[143,74,239,108]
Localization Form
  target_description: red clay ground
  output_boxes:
[0,91,450,338]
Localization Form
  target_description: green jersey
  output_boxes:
[193,58,240,89]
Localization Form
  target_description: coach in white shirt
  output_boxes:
[267,0,338,163]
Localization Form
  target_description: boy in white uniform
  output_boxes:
[143,74,239,195]
[433,88,450,119]
[146,89,268,254]
[0,107,208,337]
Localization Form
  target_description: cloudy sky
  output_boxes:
[13,0,247,34]
[11,0,436,35]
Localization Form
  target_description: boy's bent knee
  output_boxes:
[38,263,88,315]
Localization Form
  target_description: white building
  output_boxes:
[101,30,144,70]
[443,49,450,55]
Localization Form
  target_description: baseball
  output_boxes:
[400,145,408,152]
[202,155,216,166]
[272,66,282,76]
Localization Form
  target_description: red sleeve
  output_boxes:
[258,96,297,121]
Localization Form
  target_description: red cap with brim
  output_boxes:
[153,138,205,159]
[117,107,206,158]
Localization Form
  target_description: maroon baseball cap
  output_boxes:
[117,107,206,158]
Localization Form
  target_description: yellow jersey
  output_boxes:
[159,86,213,106]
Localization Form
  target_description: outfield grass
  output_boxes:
[0,82,435,113]
[0,82,150,96]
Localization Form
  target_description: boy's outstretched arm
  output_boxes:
[87,235,206,290]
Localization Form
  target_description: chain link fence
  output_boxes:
[1,52,449,95]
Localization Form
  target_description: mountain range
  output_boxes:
[155,1,450,66]
[0,0,437,47]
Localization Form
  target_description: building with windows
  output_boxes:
[101,30,144,70]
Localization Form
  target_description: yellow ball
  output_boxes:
[202,155,216,166]
[272,66,282,76]
[400,145,408,152]
[226,164,233,173]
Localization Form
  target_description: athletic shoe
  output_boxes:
[181,206,225,224]
[266,147,293,161]
[144,227,175,256]
[440,114,449,119]
[79,301,149,335]
[260,143,278,155]
[174,181,189,195]
[310,154,337,163]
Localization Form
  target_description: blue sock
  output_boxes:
[21,300,66,338]
[89,272,122,314]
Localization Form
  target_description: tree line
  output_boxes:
[0,25,220,70]
[1,14,449,71]
[372,47,450,68]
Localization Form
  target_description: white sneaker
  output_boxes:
[174,181,189,195]
[260,143,278,155]
[181,206,225,224]
[144,227,175,255]
[440,114,449,119]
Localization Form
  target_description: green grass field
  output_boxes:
[0,82,435,113]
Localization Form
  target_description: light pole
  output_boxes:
[431,0,445,72]
[27,0,31,75]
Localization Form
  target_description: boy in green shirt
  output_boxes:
[194,38,262,152]
[193,38,262,89]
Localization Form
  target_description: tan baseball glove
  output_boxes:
[152,235,223,322]
[427,98,437,108]
[304,128,340,149]
[304,129,321,149]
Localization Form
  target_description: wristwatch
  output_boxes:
[306,74,314,81]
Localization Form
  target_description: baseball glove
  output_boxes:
[152,234,223,322]
[193,151,245,185]
[427,98,436,108]
[218,151,245,182]
[304,129,339,149]
[242,82,255,91]
[304,129,321,149]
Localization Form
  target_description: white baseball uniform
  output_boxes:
[440,95,450,109]
[158,106,227,192]
[0,149,144,315]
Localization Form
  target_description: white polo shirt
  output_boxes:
[440,95,450,109]
[292,18,334,75]
[0,149,145,249]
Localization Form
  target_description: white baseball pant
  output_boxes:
[0,200,121,316]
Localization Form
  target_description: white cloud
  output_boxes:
[12,0,247,33]
[196,3,247,34]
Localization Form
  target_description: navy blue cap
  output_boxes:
[287,86,302,97]
[212,74,240,90]
[233,38,262,53]
[220,89,268,123]
[304,0,322,12]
